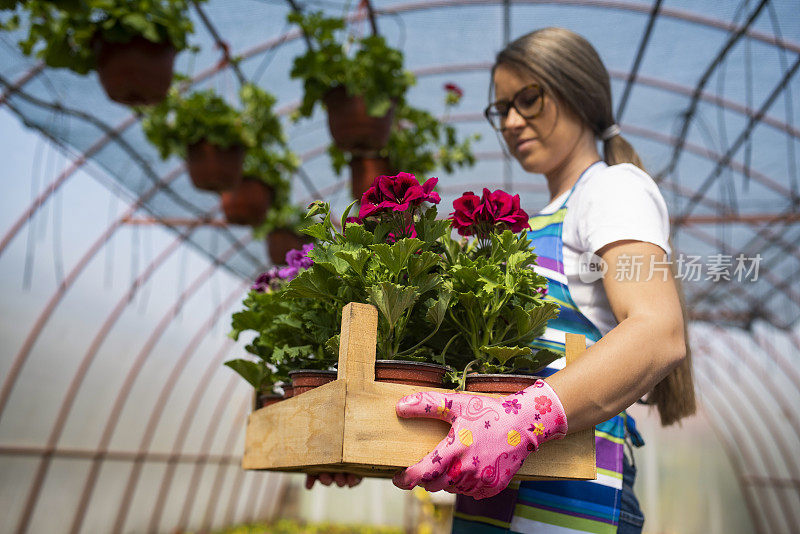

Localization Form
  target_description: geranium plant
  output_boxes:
[2,0,202,74]
[227,244,340,394]
[287,10,414,120]
[286,173,453,361]
[142,82,288,159]
[442,188,560,386]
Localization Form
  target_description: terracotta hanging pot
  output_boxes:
[323,86,394,152]
[221,178,274,226]
[349,155,393,200]
[266,228,312,265]
[93,35,176,106]
[464,373,541,394]
[254,392,283,410]
[288,369,338,396]
[375,360,447,388]
[186,140,245,192]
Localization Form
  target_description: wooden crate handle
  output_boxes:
[565,333,587,365]
[337,302,379,382]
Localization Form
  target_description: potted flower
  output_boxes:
[287,10,414,152]
[444,188,561,392]
[228,254,342,401]
[142,82,288,192]
[328,83,480,199]
[221,146,299,226]
[5,0,203,105]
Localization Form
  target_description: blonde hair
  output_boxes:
[495,27,695,426]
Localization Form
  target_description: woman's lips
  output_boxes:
[516,138,536,152]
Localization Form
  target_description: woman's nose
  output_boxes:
[503,106,527,130]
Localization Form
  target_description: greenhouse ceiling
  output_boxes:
[1,0,799,330]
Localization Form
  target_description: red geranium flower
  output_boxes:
[444,82,464,98]
[449,188,530,237]
[358,172,440,220]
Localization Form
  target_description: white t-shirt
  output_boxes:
[537,161,672,336]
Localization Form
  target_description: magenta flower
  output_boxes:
[358,173,440,221]
[278,243,314,281]
[502,398,522,414]
[449,188,530,238]
[251,267,281,292]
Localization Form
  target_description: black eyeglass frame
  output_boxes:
[484,83,545,131]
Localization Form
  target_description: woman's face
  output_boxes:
[492,64,590,176]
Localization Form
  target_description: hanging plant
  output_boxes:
[287,10,415,151]
[329,83,480,199]
[141,82,293,193]
[3,0,204,105]
[255,202,314,265]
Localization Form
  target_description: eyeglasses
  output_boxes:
[484,84,545,131]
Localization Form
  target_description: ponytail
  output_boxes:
[603,134,697,426]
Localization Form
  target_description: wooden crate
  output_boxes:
[243,302,596,481]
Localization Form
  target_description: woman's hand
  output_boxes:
[391,380,567,500]
[305,473,362,489]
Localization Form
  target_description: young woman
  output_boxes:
[390,27,696,533]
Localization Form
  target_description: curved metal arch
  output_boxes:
[199,391,254,531]
[112,279,250,534]
[15,227,196,534]
[60,233,254,534]
[695,343,797,533]
[176,372,242,530]
[0,165,187,424]
[692,362,770,534]
[146,335,236,531]
[710,328,800,529]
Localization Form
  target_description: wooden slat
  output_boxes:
[242,379,346,469]
[337,302,378,382]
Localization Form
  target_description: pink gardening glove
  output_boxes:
[392,380,568,500]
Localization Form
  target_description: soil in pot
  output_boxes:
[186,141,245,192]
[266,229,312,265]
[289,369,338,395]
[323,86,394,152]
[465,374,541,394]
[349,155,393,200]
[375,360,447,388]
[221,178,274,226]
[94,35,176,106]
[254,392,283,410]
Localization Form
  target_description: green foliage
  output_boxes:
[287,10,414,120]
[227,285,340,392]
[6,0,202,74]
[141,82,293,164]
[284,200,452,361]
[440,230,561,383]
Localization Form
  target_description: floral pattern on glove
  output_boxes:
[392,380,567,500]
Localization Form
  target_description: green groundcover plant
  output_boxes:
[1,0,203,74]
[227,172,561,392]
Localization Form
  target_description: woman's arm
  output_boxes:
[546,240,687,433]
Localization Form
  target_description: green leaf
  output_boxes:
[335,249,371,275]
[515,302,560,339]
[285,268,339,300]
[224,359,268,390]
[367,282,419,328]
[407,251,440,279]
[301,222,330,242]
[425,289,452,328]
[342,224,374,246]
[479,345,532,366]
[370,238,424,277]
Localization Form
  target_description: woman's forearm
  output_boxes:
[545,312,686,433]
